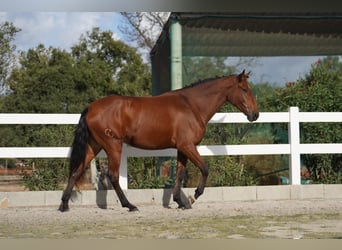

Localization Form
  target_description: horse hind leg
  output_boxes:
[59,172,82,212]
[106,142,138,212]
[59,141,101,212]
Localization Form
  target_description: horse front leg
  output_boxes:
[173,151,188,209]
[179,144,209,201]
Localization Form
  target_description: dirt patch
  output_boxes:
[0,199,341,239]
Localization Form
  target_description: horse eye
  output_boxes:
[242,88,247,93]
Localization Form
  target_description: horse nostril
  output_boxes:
[254,112,259,120]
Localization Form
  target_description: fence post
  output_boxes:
[288,107,301,185]
[89,159,99,190]
[120,144,128,189]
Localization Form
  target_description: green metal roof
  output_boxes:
[179,14,342,56]
[150,12,342,94]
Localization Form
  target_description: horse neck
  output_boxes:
[182,77,234,124]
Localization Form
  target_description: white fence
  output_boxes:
[0,107,341,189]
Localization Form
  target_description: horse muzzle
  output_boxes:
[247,112,259,122]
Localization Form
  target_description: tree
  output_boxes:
[0,21,20,93]
[0,28,152,190]
[2,28,151,115]
[71,28,151,97]
[119,12,170,60]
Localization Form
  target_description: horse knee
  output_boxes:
[108,172,119,184]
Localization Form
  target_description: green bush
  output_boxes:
[128,157,173,189]
[207,156,256,187]
[21,159,68,191]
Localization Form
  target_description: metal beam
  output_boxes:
[170,17,182,90]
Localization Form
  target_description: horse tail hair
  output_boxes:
[69,108,89,177]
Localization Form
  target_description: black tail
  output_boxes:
[69,108,89,177]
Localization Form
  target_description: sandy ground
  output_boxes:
[1,199,342,239]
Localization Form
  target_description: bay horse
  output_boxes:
[59,70,259,212]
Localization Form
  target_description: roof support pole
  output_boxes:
[170,17,182,90]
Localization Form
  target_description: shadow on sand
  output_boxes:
[95,187,192,210]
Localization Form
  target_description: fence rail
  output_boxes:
[1,107,341,189]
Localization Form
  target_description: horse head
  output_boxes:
[229,70,259,122]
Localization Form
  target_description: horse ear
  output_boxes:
[237,70,246,82]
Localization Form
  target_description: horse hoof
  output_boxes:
[177,204,192,210]
[188,195,195,205]
[177,205,186,210]
[129,207,139,212]
[194,188,202,200]
[58,205,69,212]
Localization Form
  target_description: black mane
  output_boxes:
[183,75,232,89]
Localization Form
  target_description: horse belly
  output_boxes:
[125,125,175,150]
